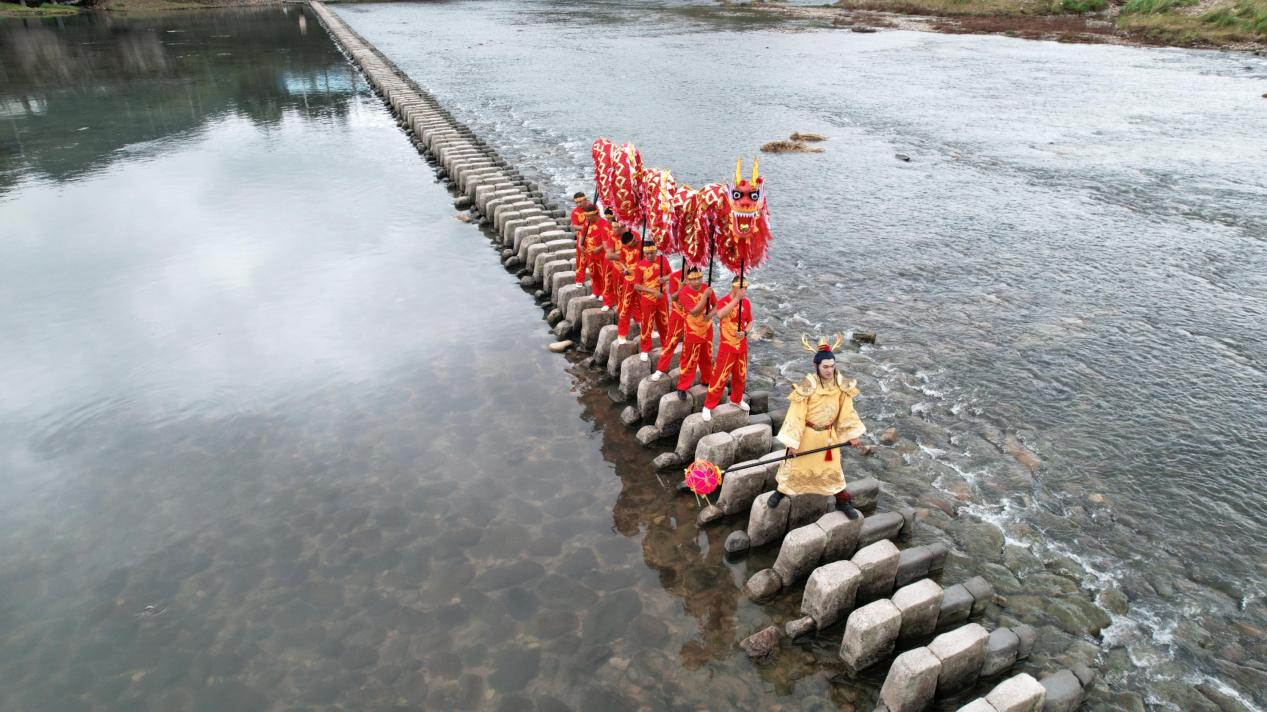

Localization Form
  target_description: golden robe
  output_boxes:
[775,372,865,496]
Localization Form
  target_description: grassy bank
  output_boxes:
[1,0,279,19]
[0,2,81,16]
[820,0,1267,47]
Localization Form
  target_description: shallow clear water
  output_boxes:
[3,3,1266,711]
[325,2,1267,709]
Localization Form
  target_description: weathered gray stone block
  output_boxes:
[847,477,881,511]
[801,560,862,629]
[767,407,787,433]
[748,390,770,414]
[987,673,1047,712]
[981,627,1020,678]
[653,390,693,438]
[564,294,602,327]
[789,493,833,530]
[724,530,750,553]
[748,412,772,429]
[928,623,988,695]
[853,539,901,601]
[962,576,994,617]
[556,282,590,314]
[619,406,640,427]
[818,510,864,562]
[715,452,781,515]
[745,568,782,601]
[1013,624,1036,660]
[926,542,950,572]
[730,423,772,462]
[740,625,781,661]
[747,491,791,547]
[607,336,641,378]
[674,404,747,461]
[840,599,902,672]
[785,615,815,640]
[880,647,942,712]
[957,700,997,712]
[697,505,723,526]
[636,368,675,422]
[896,545,933,588]
[580,308,616,349]
[594,324,619,367]
[541,257,575,288]
[549,272,577,304]
[1038,670,1082,712]
[893,578,944,641]
[938,584,974,629]
[695,432,738,470]
[898,506,918,540]
[859,511,905,549]
[619,350,657,399]
[773,523,828,587]
[635,425,660,446]
[652,451,681,470]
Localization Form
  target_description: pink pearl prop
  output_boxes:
[683,460,723,496]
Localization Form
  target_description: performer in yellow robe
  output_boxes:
[771,336,866,518]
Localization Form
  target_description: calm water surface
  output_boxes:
[2,3,1266,712]
[327,2,1267,710]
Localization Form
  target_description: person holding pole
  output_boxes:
[649,262,686,382]
[769,336,865,518]
[673,266,715,399]
[583,203,611,306]
[701,275,751,421]
[570,192,589,284]
[632,240,671,361]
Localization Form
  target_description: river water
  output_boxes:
[1,3,1264,712]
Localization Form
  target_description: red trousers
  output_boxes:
[575,244,587,284]
[602,262,620,308]
[655,311,685,373]
[638,295,667,353]
[704,342,748,409]
[617,280,639,338]
[676,333,714,392]
[589,252,606,300]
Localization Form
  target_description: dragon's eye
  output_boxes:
[731,190,742,200]
[749,191,761,201]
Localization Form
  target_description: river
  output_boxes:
[1,2,1264,711]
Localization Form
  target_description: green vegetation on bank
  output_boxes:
[0,2,81,17]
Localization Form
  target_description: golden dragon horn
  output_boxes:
[752,157,759,183]
[734,157,742,186]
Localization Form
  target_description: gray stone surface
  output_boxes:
[697,505,723,526]
[748,412,773,429]
[892,578,945,641]
[593,324,620,366]
[565,294,602,328]
[618,350,655,399]
[636,367,676,422]
[785,615,816,640]
[789,493,833,530]
[1070,663,1096,689]
[859,511,905,549]
[549,272,577,304]
[635,425,660,446]
[619,405,640,427]
[745,568,783,601]
[556,282,590,315]
[895,545,933,588]
[716,452,781,515]
[773,523,828,587]
[839,599,902,672]
[606,336,641,378]
[938,584,974,629]
[853,539,901,600]
[846,477,881,511]
[695,432,738,470]
[963,576,994,617]
[1039,670,1083,712]
[740,625,782,661]
[898,506,918,540]
[818,510,864,562]
[1013,624,1036,660]
[880,647,943,712]
[674,404,748,461]
[748,390,770,414]
[653,390,694,438]
[747,491,791,547]
[651,451,682,470]
[957,700,997,712]
[981,627,1020,678]
[724,530,750,553]
[928,623,989,695]
[731,423,773,461]
[580,308,616,349]
[986,673,1047,712]
[800,560,862,630]
[767,407,787,433]
[926,542,950,572]
[541,257,575,289]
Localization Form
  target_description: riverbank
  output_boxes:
[748,0,1267,51]
[0,0,278,19]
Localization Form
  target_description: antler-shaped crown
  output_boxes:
[800,334,844,353]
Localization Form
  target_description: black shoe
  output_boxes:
[766,491,785,509]
[676,389,688,401]
[838,501,860,520]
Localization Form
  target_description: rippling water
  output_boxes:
[3,3,1266,711]
[327,2,1267,709]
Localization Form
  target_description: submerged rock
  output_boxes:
[760,139,825,154]
[547,340,572,353]
[740,625,782,661]
[724,530,751,554]
[789,131,827,142]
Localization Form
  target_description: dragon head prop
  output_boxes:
[714,157,772,271]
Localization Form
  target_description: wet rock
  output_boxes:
[785,615,816,639]
[740,625,782,661]
[847,477,881,511]
[854,539,901,600]
[635,425,660,446]
[552,320,573,339]
[961,576,994,617]
[959,520,1005,560]
[489,646,540,693]
[697,504,723,526]
[893,578,944,641]
[654,390,694,438]
[745,568,783,601]
[730,423,772,461]
[840,599,902,671]
[1194,683,1251,712]
[747,390,770,413]
[547,340,572,353]
[580,590,641,645]
[880,647,941,712]
[801,560,862,629]
[790,493,832,530]
[983,672,1046,711]
[651,451,681,471]
[1098,585,1129,616]
[724,530,750,553]
[895,152,910,160]
[981,627,1020,678]
[716,452,781,515]
[818,509,864,562]
[1002,544,1043,577]
[747,491,791,547]
[631,614,669,646]
[695,431,738,469]
[928,622,988,695]
[773,523,828,586]
[859,511,905,549]
[767,407,787,432]
[1040,669,1086,712]
[760,139,825,154]
[619,406,640,427]
[879,426,899,445]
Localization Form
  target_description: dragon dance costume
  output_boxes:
[615,231,643,342]
[571,194,589,284]
[675,270,714,393]
[703,279,751,413]
[634,245,671,355]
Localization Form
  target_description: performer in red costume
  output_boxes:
[570,192,589,284]
[650,263,686,382]
[702,275,751,421]
[583,203,611,303]
[615,229,644,345]
[601,208,622,311]
[632,240,671,361]
[674,266,716,399]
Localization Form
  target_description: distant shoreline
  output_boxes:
[0,0,283,20]
[743,0,1266,53]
